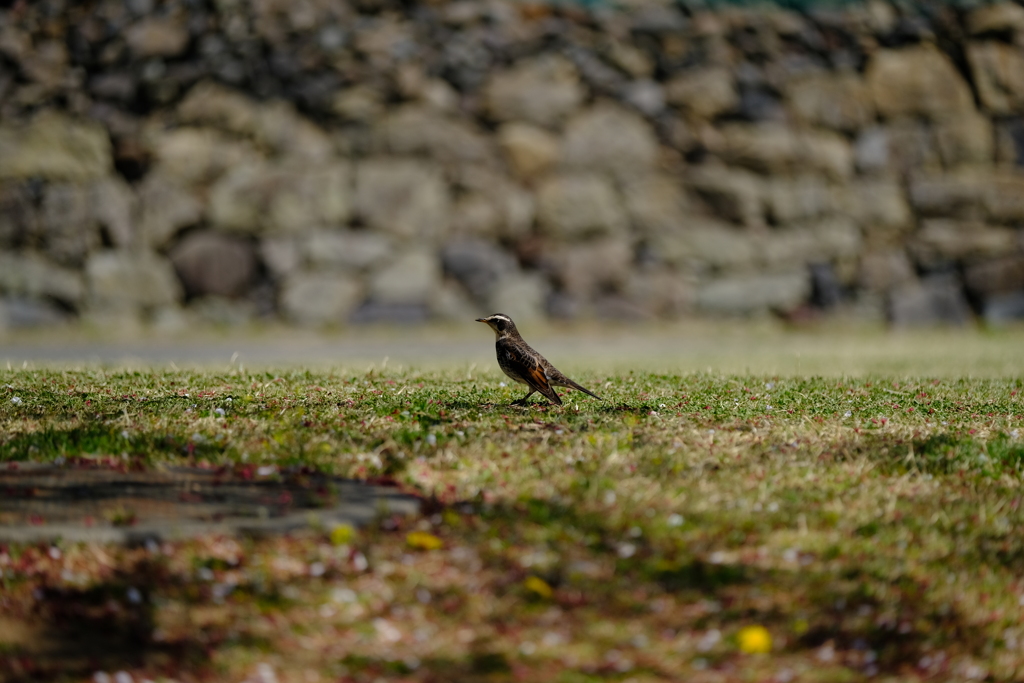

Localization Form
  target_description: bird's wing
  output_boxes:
[503,345,562,405]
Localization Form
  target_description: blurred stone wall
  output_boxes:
[1,0,1024,330]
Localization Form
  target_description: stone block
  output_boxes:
[355,158,450,241]
[125,17,189,58]
[497,122,561,179]
[981,291,1024,324]
[484,55,585,128]
[696,270,810,315]
[178,82,332,162]
[842,179,912,230]
[713,123,853,180]
[550,238,633,298]
[0,297,70,329]
[452,166,537,241]
[536,174,627,239]
[377,106,495,163]
[934,110,994,167]
[967,3,1024,36]
[170,232,256,298]
[687,165,764,227]
[622,269,694,318]
[303,230,392,271]
[259,238,301,279]
[664,67,738,119]
[889,274,972,326]
[0,184,37,247]
[910,220,1017,268]
[148,127,262,186]
[858,250,917,293]
[451,193,502,238]
[982,171,1024,222]
[866,45,975,120]
[622,79,666,117]
[280,271,362,326]
[854,127,890,173]
[967,41,1024,114]
[487,272,548,323]
[882,119,943,173]
[763,175,839,225]
[441,238,518,300]
[786,71,874,132]
[85,250,183,311]
[331,85,385,122]
[623,175,690,237]
[964,255,1024,295]
[137,173,203,249]
[649,218,757,270]
[0,112,112,181]
[91,178,136,248]
[0,251,84,305]
[429,279,482,321]
[561,103,659,178]
[368,249,442,305]
[210,162,352,235]
[758,218,862,268]
[908,170,987,219]
[39,184,101,265]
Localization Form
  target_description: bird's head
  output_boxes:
[475,313,518,339]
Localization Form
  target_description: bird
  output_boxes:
[475,313,602,406]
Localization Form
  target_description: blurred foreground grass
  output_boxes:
[1,330,1023,681]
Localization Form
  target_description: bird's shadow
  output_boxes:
[438,398,663,416]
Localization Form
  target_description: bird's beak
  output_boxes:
[475,318,487,323]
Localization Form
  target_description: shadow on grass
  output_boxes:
[0,559,213,682]
[437,398,663,415]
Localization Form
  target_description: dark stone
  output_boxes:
[982,291,1024,324]
[0,185,38,248]
[89,72,137,101]
[39,185,100,266]
[1,297,71,328]
[810,263,843,310]
[440,239,518,301]
[546,291,582,320]
[565,46,625,93]
[964,256,1024,297]
[998,118,1024,167]
[169,232,256,299]
[889,273,972,327]
[736,85,785,122]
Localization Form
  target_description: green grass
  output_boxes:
[1,365,1023,681]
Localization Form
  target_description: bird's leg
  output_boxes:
[511,389,535,406]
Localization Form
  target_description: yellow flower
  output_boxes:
[330,524,354,546]
[737,625,772,654]
[406,531,443,550]
[524,576,553,599]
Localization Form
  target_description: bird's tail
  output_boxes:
[563,379,602,400]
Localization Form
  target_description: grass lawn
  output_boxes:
[1,332,1023,682]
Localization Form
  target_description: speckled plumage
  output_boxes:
[476,314,602,406]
